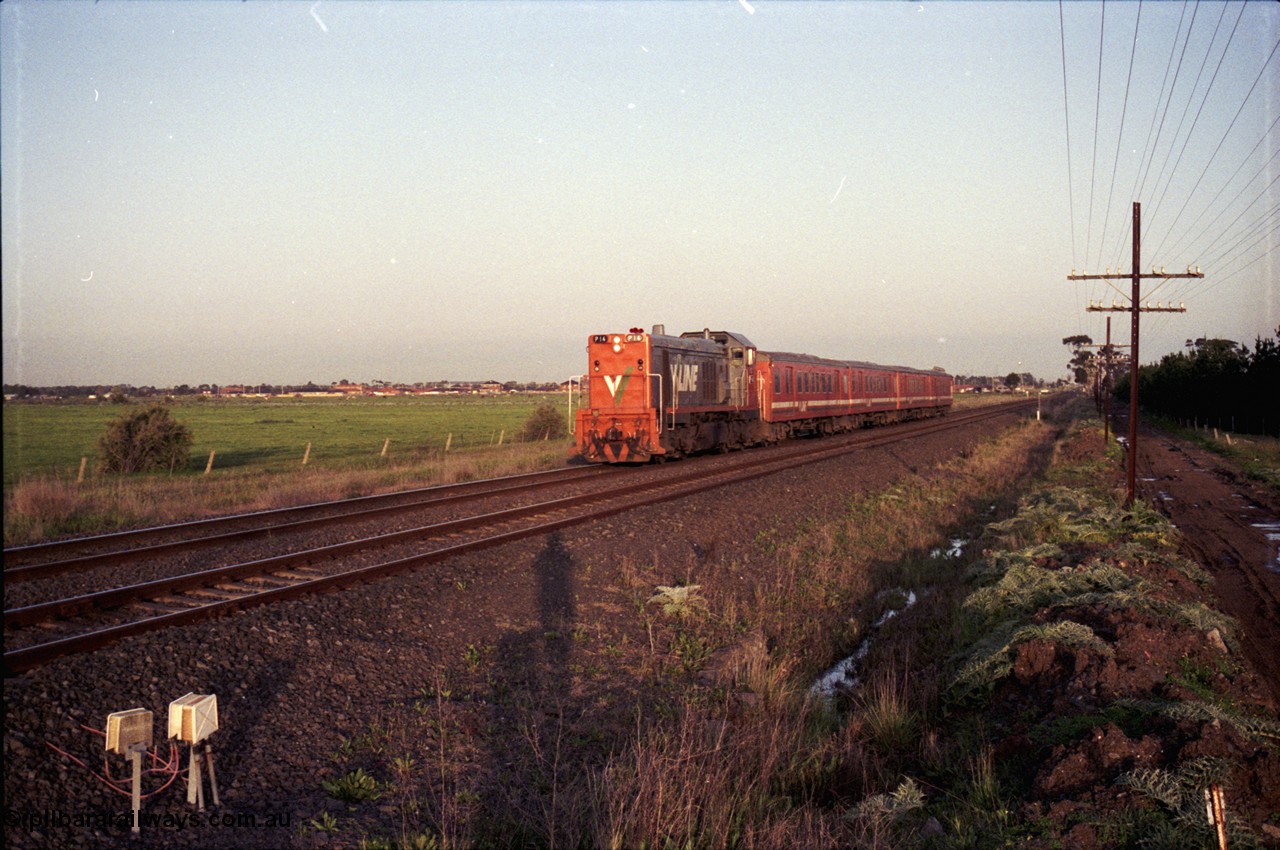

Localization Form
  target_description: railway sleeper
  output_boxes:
[151,594,206,608]
[273,570,321,581]
[185,587,251,601]
[240,575,295,588]
[132,600,195,616]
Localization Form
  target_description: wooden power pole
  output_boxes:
[1067,202,1203,505]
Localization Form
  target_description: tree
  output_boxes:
[1062,335,1094,385]
[97,405,194,474]
[519,402,569,442]
[1004,372,1022,390]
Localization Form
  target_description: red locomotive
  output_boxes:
[575,325,953,463]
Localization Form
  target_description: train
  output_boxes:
[574,325,953,463]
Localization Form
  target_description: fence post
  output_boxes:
[498,429,504,446]
[204,450,216,475]
[77,456,88,484]
[444,433,453,453]
[381,438,390,458]
[302,442,312,466]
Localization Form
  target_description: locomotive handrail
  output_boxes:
[651,374,665,434]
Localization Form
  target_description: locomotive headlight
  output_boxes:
[612,335,623,353]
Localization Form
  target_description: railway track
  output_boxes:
[3,401,1035,674]
[2,464,619,580]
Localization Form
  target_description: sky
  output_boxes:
[2,0,1277,387]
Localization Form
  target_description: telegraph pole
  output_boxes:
[1076,319,1131,443]
[1067,202,1202,505]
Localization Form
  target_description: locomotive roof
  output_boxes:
[762,350,950,378]
[642,327,948,377]
[675,329,757,349]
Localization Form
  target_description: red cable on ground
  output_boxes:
[45,724,183,799]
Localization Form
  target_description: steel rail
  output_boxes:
[3,464,616,583]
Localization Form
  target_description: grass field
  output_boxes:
[2,394,573,486]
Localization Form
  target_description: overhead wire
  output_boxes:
[1105,0,1194,276]
[1161,113,1280,262]
[1084,0,1108,268]
[1143,0,1232,236]
[1146,1,1247,258]
[1135,0,1253,332]
[1160,36,1280,262]
[1093,1,1143,276]
[1060,0,1079,268]
[1168,185,1280,309]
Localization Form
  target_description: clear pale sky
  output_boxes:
[3,0,1276,387]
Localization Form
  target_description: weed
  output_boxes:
[323,768,383,803]
[671,631,713,673]
[462,643,484,673]
[950,619,1112,699]
[309,811,340,833]
[1118,697,1280,744]
[845,776,925,834]
[647,584,707,619]
[856,669,918,754]
[1118,756,1263,848]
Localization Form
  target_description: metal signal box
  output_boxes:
[168,693,218,744]
[106,708,153,755]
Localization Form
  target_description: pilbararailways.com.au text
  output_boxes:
[6,807,292,833]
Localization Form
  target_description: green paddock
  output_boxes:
[2,394,573,486]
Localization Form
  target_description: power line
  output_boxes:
[1144,0,1231,235]
[1085,0,1108,265]
[1060,0,1079,266]
[1094,1,1143,274]
[1107,0,1194,273]
[1159,37,1280,260]
[1161,113,1280,262]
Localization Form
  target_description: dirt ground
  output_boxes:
[999,417,1280,847]
[1131,420,1280,704]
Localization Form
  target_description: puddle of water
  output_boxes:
[811,590,917,698]
[1250,520,1280,572]
[929,538,967,560]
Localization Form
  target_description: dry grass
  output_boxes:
[590,416,1068,847]
[3,442,571,546]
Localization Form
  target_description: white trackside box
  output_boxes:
[168,693,218,744]
[106,708,153,755]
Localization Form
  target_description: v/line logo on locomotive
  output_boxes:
[602,369,632,404]
[670,361,699,394]
[576,325,953,464]
[602,362,698,405]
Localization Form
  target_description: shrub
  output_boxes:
[518,402,568,442]
[97,405,194,474]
